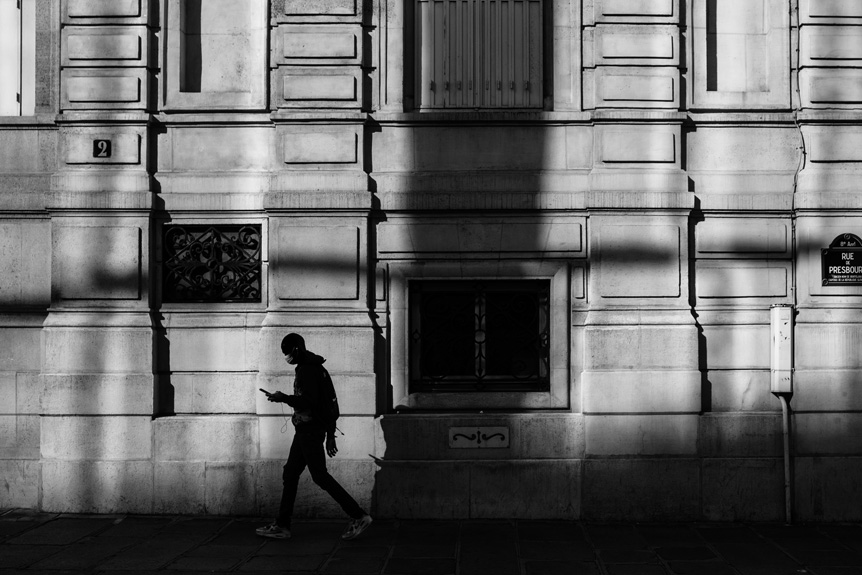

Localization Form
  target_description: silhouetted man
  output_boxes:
[256,333,372,540]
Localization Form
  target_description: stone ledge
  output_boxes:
[373,111,594,124]
[796,190,862,210]
[263,190,373,210]
[378,191,588,211]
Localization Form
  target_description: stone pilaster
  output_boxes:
[40,0,156,513]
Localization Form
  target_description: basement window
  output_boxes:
[409,280,551,392]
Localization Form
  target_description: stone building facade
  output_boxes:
[1,0,861,521]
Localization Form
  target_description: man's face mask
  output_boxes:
[285,348,300,365]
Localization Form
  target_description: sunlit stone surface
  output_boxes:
[0,0,861,521]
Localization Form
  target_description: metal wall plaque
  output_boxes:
[93,139,112,158]
[822,233,862,286]
[448,426,510,449]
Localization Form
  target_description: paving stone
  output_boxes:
[396,522,460,545]
[94,539,198,570]
[524,560,600,575]
[350,520,397,545]
[0,510,56,520]
[710,542,801,572]
[256,538,335,556]
[100,517,174,538]
[334,545,390,558]
[606,565,668,575]
[0,522,39,540]
[459,552,520,575]
[598,549,659,564]
[383,557,455,575]
[656,546,716,561]
[28,536,138,570]
[810,568,862,575]
[322,556,386,573]
[518,521,585,542]
[156,518,231,542]
[0,544,63,568]
[391,543,456,558]
[519,539,596,561]
[459,537,518,557]
[819,526,862,553]
[788,549,862,566]
[6,518,113,545]
[0,571,82,575]
[695,526,759,543]
[755,525,846,551]
[585,525,648,550]
[184,543,260,558]
[166,556,243,571]
[240,554,327,571]
[667,561,740,575]
[636,525,704,547]
[291,522,344,539]
[208,520,268,547]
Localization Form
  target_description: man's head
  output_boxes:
[281,333,306,365]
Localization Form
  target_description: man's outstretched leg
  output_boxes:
[301,431,372,540]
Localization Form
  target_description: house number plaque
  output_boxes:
[93,139,112,158]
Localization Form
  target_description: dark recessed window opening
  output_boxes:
[162,224,262,303]
[409,280,550,392]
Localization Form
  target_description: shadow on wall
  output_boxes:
[366,98,585,518]
[43,222,150,513]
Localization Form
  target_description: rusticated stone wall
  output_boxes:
[0,0,861,521]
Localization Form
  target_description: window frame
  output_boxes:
[403,0,554,111]
[409,279,552,392]
[389,261,570,411]
[162,0,268,110]
[689,0,790,110]
[155,218,269,310]
[0,0,35,116]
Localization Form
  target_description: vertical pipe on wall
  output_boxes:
[779,394,792,524]
[770,304,794,524]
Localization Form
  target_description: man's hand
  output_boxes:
[267,391,289,403]
[326,435,338,458]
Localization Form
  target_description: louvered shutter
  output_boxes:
[417,0,543,109]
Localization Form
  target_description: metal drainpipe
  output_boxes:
[770,304,794,524]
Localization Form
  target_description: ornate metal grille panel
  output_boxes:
[162,224,262,303]
[409,280,550,392]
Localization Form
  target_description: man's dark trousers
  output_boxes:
[278,429,365,528]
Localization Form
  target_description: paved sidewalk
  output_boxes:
[1,509,861,575]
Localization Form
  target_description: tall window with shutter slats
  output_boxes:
[416,0,543,109]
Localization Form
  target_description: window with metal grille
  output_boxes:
[0,0,35,116]
[416,0,544,109]
[409,280,550,392]
[162,225,262,303]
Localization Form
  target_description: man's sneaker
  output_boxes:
[256,523,291,539]
[341,515,373,540]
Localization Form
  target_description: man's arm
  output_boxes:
[267,366,320,409]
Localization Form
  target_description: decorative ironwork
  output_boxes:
[162,224,262,303]
[409,280,551,392]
